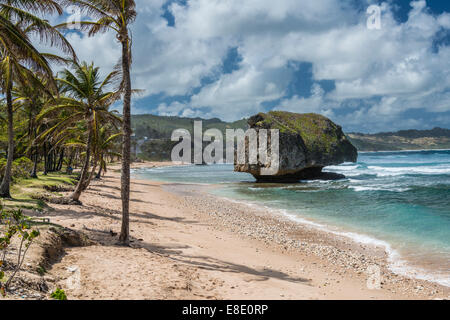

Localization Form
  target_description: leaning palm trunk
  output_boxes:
[96,166,102,179]
[0,82,14,198]
[119,37,132,244]
[86,162,97,187]
[56,149,64,171]
[81,154,98,191]
[70,118,93,202]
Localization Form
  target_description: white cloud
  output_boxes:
[156,101,213,118]
[65,32,120,74]
[276,84,336,118]
[189,64,290,120]
[438,13,450,28]
[49,0,450,131]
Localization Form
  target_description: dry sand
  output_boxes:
[28,162,450,300]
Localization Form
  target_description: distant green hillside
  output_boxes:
[348,127,450,151]
[131,114,450,160]
[132,114,248,139]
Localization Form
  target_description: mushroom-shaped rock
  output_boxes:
[234,111,358,182]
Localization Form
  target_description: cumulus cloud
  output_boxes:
[54,0,450,131]
[276,84,336,117]
[189,64,291,120]
[156,101,213,118]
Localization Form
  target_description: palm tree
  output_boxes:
[58,0,137,243]
[37,61,121,203]
[0,55,53,197]
[0,99,7,161]
[94,126,122,179]
[0,0,75,198]
[12,73,53,178]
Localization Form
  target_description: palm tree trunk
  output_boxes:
[47,151,51,173]
[66,150,74,174]
[81,154,98,191]
[31,151,38,179]
[0,82,14,198]
[96,166,103,179]
[70,117,93,202]
[43,143,48,175]
[27,109,33,159]
[119,36,132,244]
[47,150,52,173]
[52,150,57,172]
[57,149,64,171]
[96,155,103,179]
[30,124,38,178]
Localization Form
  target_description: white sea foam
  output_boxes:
[326,165,359,171]
[138,154,450,287]
[367,165,450,176]
[325,163,450,178]
[279,209,450,287]
[218,196,450,287]
[359,149,450,154]
[302,180,333,184]
[350,186,410,192]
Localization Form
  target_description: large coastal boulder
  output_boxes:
[234,111,358,182]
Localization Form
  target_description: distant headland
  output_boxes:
[130,114,450,160]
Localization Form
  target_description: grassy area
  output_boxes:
[2,172,77,211]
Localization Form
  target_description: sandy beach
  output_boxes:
[16,162,448,300]
[2,0,450,306]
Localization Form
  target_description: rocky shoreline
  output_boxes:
[171,184,449,299]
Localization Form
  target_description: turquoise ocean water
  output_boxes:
[133,150,450,286]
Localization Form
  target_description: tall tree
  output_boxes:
[12,73,53,178]
[0,0,75,198]
[95,126,122,179]
[58,0,137,243]
[37,61,121,202]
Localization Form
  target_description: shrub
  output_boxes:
[37,265,46,276]
[51,288,67,300]
[0,156,34,182]
[0,158,5,179]
[0,203,40,297]
[12,157,34,180]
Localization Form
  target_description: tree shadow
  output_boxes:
[89,186,147,194]
[36,173,311,286]
[116,233,312,286]
[83,190,134,202]
[36,201,198,230]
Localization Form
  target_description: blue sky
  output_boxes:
[53,0,450,133]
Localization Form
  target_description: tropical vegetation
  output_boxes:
[0,0,137,254]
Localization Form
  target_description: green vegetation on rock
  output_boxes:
[251,111,347,154]
[235,111,358,182]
